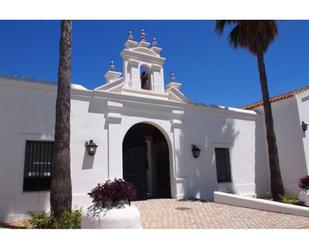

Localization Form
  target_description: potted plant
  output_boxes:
[81,178,142,229]
[298,175,309,206]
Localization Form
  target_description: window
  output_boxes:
[215,148,232,183]
[23,141,53,191]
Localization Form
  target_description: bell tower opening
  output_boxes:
[140,66,151,90]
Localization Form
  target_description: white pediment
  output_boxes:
[132,47,159,57]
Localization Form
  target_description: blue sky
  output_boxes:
[0,20,308,107]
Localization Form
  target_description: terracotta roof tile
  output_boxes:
[242,85,309,110]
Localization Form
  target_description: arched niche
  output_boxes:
[140,65,151,90]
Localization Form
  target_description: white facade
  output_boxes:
[251,88,309,196]
[0,30,260,221]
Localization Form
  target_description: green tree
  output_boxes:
[215,20,284,201]
[50,20,73,218]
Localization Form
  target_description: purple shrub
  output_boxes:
[298,175,309,189]
[88,178,137,212]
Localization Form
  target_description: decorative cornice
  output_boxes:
[127,59,140,67]
[151,64,162,71]
[121,49,165,65]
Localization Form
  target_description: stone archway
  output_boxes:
[122,123,171,200]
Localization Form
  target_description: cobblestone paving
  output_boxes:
[133,199,309,229]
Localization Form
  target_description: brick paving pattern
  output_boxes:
[133,199,309,229]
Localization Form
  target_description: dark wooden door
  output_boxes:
[155,135,171,198]
[123,124,148,199]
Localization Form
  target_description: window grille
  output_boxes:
[23,141,53,191]
[215,148,232,183]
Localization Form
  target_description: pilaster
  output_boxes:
[170,109,189,199]
[106,101,123,179]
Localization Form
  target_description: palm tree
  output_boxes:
[215,21,284,201]
[50,20,72,218]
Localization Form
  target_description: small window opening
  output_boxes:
[140,67,151,90]
[215,148,232,183]
[23,140,54,191]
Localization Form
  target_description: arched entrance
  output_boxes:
[122,123,171,200]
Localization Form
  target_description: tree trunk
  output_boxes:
[50,20,72,218]
[256,34,284,201]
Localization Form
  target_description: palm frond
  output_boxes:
[215,20,278,54]
[215,20,227,34]
[229,25,241,48]
[215,20,237,34]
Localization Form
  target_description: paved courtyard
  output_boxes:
[133,199,309,229]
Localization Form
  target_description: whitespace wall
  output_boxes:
[254,95,309,196]
[0,77,257,221]
[0,79,56,221]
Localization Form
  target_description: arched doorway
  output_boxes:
[122,123,171,200]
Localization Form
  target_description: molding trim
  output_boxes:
[121,49,166,65]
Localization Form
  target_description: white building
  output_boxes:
[243,86,309,196]
[0,30,307,222]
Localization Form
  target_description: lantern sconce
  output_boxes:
[302,121,308,132]
[191,144,201,159]
[85,140,98,156]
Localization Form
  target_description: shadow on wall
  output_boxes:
[254,113,270,197]
[175,113,239,201]
[82,148,95,170]
[255,99,308,197]
[88,98,108,115]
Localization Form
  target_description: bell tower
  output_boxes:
[120,29,166,94]
[97,28,188,103]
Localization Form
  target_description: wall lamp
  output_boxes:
[302,121,308,132]
[191,144,201,159]
[85,140,98,156]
